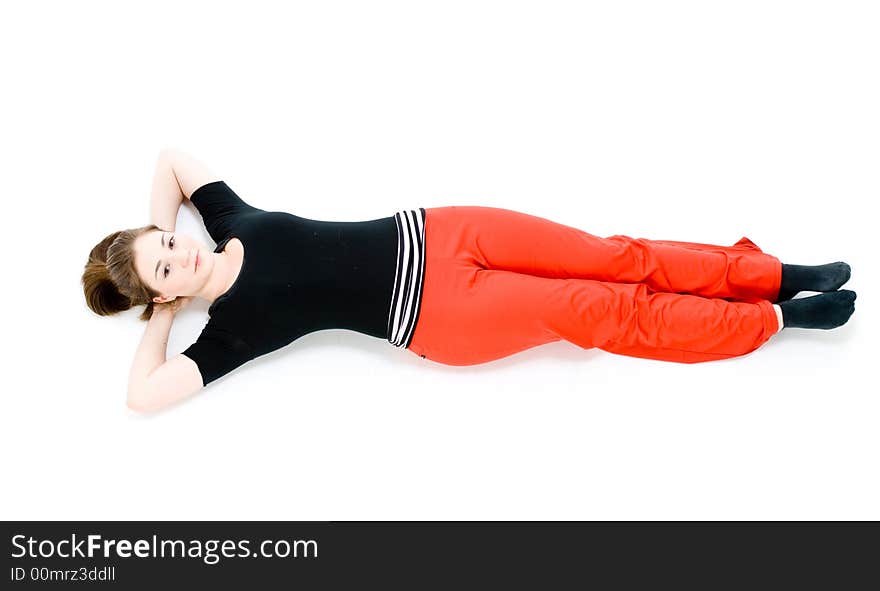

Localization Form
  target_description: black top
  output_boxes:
[180,181,424,386]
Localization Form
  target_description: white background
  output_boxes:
[1,1,876,520]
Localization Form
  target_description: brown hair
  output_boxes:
[82,224,162,321]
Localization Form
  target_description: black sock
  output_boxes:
[778,290,856,329]
[777,262,851,302]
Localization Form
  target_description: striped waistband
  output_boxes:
[387,208,427,348]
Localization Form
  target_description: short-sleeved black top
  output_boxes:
[180,181,426,386]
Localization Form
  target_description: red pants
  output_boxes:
[406,206,782,365]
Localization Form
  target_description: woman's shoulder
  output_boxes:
[226,236,244,254]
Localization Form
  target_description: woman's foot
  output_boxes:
[776,262,851,302]
[778,290,857,330]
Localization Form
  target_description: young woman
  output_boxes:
[82,150,856,413]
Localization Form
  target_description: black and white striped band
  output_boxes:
[387,208,427,348]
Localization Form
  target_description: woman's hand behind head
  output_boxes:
[153,296,193,318]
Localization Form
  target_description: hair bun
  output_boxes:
[82,257,131,316]
[83,230,132,316]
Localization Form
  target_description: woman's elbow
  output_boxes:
[126,390,160,414]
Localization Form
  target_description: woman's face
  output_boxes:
[133,230,213,302]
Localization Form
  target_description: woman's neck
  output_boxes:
[198,245,243,304]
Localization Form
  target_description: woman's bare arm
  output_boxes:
[149,149,222,231]
[128,305,173,392]
[127,301,203,413]
[149,150,185,231]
